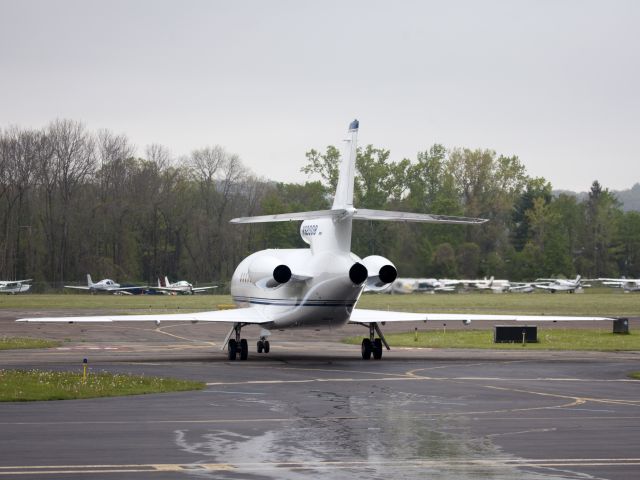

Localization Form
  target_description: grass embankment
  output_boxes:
[629,372,640,380]
[0,369,205,402]
[0,336,61,350]
[344,329,640,351]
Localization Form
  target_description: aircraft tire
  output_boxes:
[257,340,264,353]
[373,338,383,360]
[240,339,248,360]
[264,341,270,353]
[228,339,237,361]
[361,338,372,360]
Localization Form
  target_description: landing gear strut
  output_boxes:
[359,322,389,360]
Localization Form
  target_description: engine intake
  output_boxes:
[361,255,398,292]
[349,262,368,285]
[273,264,292,284]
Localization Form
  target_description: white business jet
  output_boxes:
[155,276,218,295]
[19,120,613,360]
[0,279,32,294]
[64,274,144,294]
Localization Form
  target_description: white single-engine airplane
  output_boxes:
[598,277,640,292]
[0,279,32,294]
[19,120,614,360]
[534,275,585,293]
[64,274,144,294]
[155,276,218,295]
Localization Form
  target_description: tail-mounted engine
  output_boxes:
[248,255,292,288]
[361,255,397,291]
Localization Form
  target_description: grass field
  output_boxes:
[0,369,205,402]
[629,372,640,380]
[0,336,61,350]
[1,291,637,317]
[343,329,640,351]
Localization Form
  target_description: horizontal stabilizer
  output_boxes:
[352,209,487,224]
[230,209,347,224]
[231,208,486,225]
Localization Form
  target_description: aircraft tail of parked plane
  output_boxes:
[19,120,615,360]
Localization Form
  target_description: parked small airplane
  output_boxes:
[19,121,613,360]
[390,278,457,294]
[508,282,535,293]
[598,278,640,292]
[535,275,584,293]
[64,274,145,294]
[464,276,511,293]
[0,279,32,294]
[155,276,218,295]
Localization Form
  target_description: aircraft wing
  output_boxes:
[534,284,560,290]
[348,308,614,323]
[191,286,218,293]
[63,286,91,290]
[16,308,271,324]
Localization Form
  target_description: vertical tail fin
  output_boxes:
[87,274,93,286]
[332,119,359,209]
[165,276,170,287]
[575,275,581,283]
[158,278,162,288]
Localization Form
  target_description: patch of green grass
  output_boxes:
[0,369,205,402]
[2,292,637,318]
[0,294,233,312]
[358,291,639,317]
[0,336,61,350]
[343,329,640,351]
[629,372,640,380]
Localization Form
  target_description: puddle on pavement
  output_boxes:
[174,386,575,480]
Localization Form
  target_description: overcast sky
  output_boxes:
[1,0,638,191]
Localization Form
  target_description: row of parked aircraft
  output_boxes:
[17,120,621,361]
[390,275,587,294]
[62,274,217,295]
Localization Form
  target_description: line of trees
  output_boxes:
[1,120,638,291]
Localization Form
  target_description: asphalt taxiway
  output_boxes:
[1,314,639,479]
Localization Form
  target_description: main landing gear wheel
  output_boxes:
[373,338,383,360]
[240,339,248,361]
[227,323,249,361]
[257,340,263,353]
[361,338,372,360]
[228,339,237,361]
[360,322,389,360]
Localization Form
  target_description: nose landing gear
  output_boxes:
[257,338,270,353]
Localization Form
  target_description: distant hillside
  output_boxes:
[553,183,640,212]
